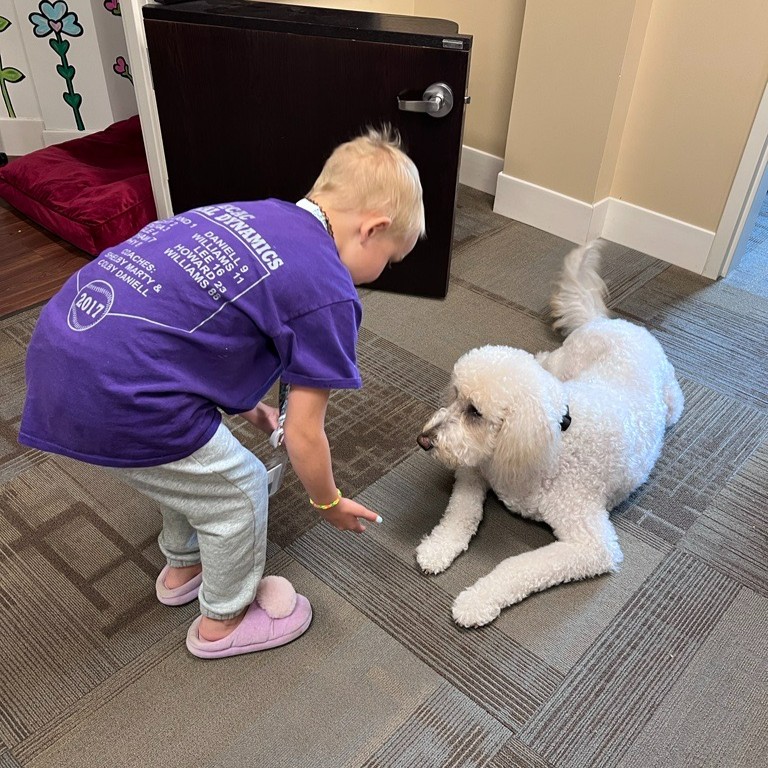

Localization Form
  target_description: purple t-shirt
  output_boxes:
[19,199,362,467]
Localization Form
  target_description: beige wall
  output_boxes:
[594,0,653,201]
[415,0,524,158]
[504,0,644,203]
[611,0,768,230]
[504,0,768,232]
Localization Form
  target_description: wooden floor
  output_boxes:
[0,200,91,317]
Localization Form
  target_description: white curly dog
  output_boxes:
[416,242,684,627]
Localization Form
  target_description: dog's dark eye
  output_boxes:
[466,403,482,418]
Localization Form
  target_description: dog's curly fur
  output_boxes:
[416,242,684,627]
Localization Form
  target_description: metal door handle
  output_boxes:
[398,82,454,118]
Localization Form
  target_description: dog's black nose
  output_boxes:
[417,434,433,451]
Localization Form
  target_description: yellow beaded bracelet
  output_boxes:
[309,488,342,510]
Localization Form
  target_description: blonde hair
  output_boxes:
[308,126,426,242]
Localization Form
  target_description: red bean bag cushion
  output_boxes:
[0,115,156,256]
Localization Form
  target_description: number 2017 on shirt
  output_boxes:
[75,292,106,318]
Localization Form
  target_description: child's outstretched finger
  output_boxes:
[324,498,382,532]
[359,510,383,526]
[347,500,383,527]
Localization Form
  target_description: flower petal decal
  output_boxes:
[41,2,67,22]
[29,12,52,37]
[29,1,82,38]
[28,1,85,129]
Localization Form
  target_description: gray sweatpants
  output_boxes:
[109,422,268,620]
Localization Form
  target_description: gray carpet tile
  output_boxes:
[15,561,444,768]
[489,737,557,768]
[615,266,768,411]
[598,245,672,308]
[615,587,768,768]
[360,682,510,768]
[518,550,741,768]
[612,514,676,554]
[0,535,123,749]
[288,522,564,731]
[450,216,575,290]
[679,437,768,595]
[357,327,451,410]
[0,456,195,655]
[205,619,443,768]
[11,623,188,765]
[452,187,510,249]
[613,376,768,544]
[490,529,668,675]
[346,450,667,674]
[0,309,37,347]
[452,231,667,319]
[10,548,295,766]
[0,752,23,768]
[362,282,562,374]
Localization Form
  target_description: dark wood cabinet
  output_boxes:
[144,0,471,297]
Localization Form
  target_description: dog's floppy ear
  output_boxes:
[490,394,560,491]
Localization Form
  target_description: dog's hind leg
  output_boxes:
[451,510,622,627]
[416,467,488,575]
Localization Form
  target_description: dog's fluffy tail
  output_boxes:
[550,240,609,335]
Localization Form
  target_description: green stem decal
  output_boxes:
[0,16,26,119]
[51,32,84,130]
[29,2,85,130]
[0,78,15,119]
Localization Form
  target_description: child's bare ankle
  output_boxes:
[165,563,202,589]
[199,611,246,642]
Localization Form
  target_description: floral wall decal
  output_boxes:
[113,55,132,84]
[0,15,26,119]
[29,1,85,130]
[103,0,121,17]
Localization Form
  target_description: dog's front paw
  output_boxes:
[416,535,458,574]
[452,585,501,628]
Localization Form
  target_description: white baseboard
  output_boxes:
[0,122,100,154]
[0,118,44,155]
[43,128,97,147]
[494,172,595,243]
[602,198,715,273]
[459,145,504,195]
[493,171,715,273]
[588,197,610,242]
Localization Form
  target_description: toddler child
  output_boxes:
[19,127,425,659]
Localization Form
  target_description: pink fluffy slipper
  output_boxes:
[155,565,202,606]
[185,576,312,660]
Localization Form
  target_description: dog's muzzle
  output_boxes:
[417,433,433,451]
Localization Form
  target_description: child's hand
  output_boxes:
[319,497,382,533]
[240,402,280,435]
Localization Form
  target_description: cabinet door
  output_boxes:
[144,0,471,298]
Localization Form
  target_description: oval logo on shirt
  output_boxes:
[67,280,115,332]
